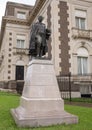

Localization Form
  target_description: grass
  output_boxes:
[65,97,92,103]
[0,92,92,130]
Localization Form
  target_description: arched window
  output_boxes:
[77,47,88,75]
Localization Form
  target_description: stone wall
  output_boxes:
[0,80,24,94]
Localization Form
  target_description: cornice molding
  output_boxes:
[6,2,33,10]
[3,17,29,26]
[0,0,46,48]
[0,17,29,48]
[28,0,46,25]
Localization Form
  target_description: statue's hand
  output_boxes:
[46,29,51,40]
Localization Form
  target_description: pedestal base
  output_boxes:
[11,59,78,127]
[11,108,78,127]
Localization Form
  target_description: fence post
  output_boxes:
[69,72,71,102]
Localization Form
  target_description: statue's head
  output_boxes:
[38,16,44,22]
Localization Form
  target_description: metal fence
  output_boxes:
[57,73,92,102]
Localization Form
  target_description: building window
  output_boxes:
[75,9,87,29]
[77,47,88,75]
[16,35,25,48]
[17,39,25,48]
[75,17,85,29]
[78,57,88,75]
[17,12,26,19]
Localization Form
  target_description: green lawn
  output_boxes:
[0,92,92,130]
[65,97,92,103]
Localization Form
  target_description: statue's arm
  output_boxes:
[46,28,51,40]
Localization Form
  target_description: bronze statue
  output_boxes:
[29,16,51,57]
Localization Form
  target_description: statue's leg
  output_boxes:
[36,43,40,57]
[39,49,42,57]
[39,45,43,57]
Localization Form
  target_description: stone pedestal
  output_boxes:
[11,59,78,127]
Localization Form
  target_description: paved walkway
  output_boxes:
[65,101,92,108]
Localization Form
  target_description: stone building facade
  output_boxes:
[0,2,33,90]
[0,0,92,96]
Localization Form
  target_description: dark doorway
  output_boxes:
[16,66,24,80]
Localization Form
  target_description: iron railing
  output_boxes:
[57,73,92,102]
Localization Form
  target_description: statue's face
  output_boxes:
[38,16,43,22]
